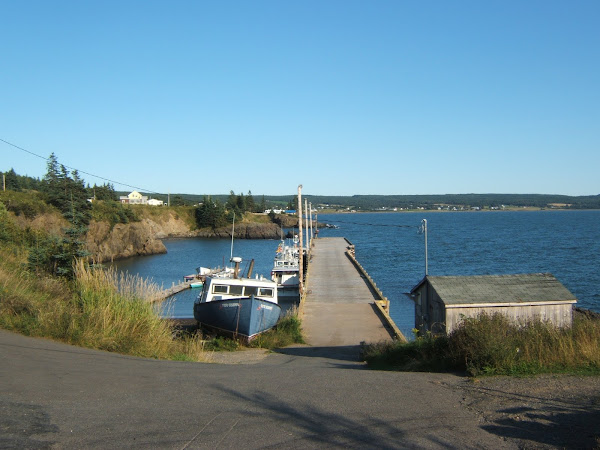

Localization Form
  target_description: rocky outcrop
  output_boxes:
[273,214,299,228]
[196,222,283,239]
[86,219,168,263]
[85,215,285,262]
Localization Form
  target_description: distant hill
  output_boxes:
[115,191,600,211]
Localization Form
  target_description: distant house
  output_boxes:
[147,198,164,206]
[410,273,577,335]
[120,191,148,205]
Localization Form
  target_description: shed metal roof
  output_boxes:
[413,273,577,306]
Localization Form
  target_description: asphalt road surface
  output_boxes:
[1,329,517,449]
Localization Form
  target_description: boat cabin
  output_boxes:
[199,276,278,304]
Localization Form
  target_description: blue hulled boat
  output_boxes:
[193,257,281,339]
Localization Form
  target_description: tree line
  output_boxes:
[195,190,269,229]
[2,155,130,278]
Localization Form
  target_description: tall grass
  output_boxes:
[0,248,208,361]
[249,308,305,349]
[363,312,600,376]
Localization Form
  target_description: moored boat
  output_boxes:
[193,257,281,339]
[271,236,300,300]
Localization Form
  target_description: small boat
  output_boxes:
[193,257,281,339]
[271,236,300,300]
[190,281,203,289]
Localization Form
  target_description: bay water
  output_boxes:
[115,210,600,339]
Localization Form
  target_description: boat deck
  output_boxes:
[302,237,394,347]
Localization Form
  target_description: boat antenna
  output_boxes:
[230,212,235,261]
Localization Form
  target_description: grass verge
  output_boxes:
[363,312,600,376]
[0,249,208,361]
[249,309,305,349]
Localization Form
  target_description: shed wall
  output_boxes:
[445,303,574,333]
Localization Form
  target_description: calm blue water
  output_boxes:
[114,238,280,319]
[115,211,600,339]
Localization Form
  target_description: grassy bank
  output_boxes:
[0,250,207,361]
[363,312,600,376]
[1,198,303,360]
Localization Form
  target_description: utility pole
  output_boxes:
[309,202,313,245]
[297,185,304,296]
[2,173,5,191]
[305,198,309,249]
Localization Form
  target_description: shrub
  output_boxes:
[91,200,139,227]
[364,312,600,376]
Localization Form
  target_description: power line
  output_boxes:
[0,137,160,194]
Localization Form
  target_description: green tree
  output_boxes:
[236,192,246,212]
[90,183,117,201]
[195,196,228,229]
[27,194,89,279]
[4,169,20,191]
[286,196,298,211]
[260,195,266,213]
[226,190,237,210]
[171,195,188,206]
[246,190,255,213]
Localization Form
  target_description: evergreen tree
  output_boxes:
[40,154,91,223]
[246,190,255,213]
[41,153,61,206]
[171,195,187,206]
[90,183,117,201]
[226,190,237,210]
[4,169,20,191]
[260,195,266,213]
[195,196,228,229]
[286,197,298,211]
[236,192,246,213]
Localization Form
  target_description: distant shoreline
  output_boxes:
[316,207,600,214]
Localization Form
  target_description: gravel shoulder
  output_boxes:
[451,374,600,449]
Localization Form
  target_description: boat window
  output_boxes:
[213,285,228,294]
[258,288,273,297]
[229,285,243,296]
[244,286,258,297]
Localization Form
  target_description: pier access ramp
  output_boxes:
[303,237,394,347]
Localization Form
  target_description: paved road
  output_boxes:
[0,329,515,449]
[303,238,394,348]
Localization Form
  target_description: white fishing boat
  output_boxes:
[271,235,300,300]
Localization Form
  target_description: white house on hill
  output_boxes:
[119,191,148,205]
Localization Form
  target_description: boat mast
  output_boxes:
[297,185,303,296]
[230,212,235,262]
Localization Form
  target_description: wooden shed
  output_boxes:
[410,273,577,335]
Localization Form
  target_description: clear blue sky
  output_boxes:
[1,0,598,196]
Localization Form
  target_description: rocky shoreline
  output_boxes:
[85,216,288,263]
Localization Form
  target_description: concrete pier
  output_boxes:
[302,237,398,347]
[153,282,190,302]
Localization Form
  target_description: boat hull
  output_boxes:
[194,296,281,339]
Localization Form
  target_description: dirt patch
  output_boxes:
[204,348,271,364]
[453,374,600,449]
